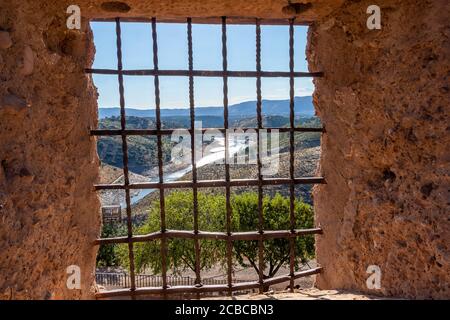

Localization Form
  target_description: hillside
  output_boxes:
[97,115,322,174]
[98,96,315,119]
[98,116,175,174]
[130,146,321,218]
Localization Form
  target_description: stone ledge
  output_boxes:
[206,288,388,300]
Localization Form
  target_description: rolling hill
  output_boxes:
[98,96,315,119]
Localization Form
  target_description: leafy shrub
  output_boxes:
[114,191,315,279]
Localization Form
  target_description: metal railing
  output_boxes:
[96,272,257,295]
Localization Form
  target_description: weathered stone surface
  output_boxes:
[0,0,448,300]
[0,30,12,49]
[207,288,385,300]
[18,45,34,76]
[0,1,100,300]
[0,94,29,112]
[309,0,450,299]
[80,0,345,22]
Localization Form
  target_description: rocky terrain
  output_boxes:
[97,115,321,174]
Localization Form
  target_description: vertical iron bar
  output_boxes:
[151,18,168,293]
[115,18,136,294]
[221,16,233,296]
[91,17,323,299]
[288,18,296,292]
[187,18,202,289]
[255,18,265,294]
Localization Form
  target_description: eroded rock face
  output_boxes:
[309,0,450,299]
[80,0,345,22]
[0,31,12,49]
[18,45,34,76]
[1,94,29,113]
[0,1,100,299]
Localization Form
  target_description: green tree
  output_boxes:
[232,192,315,280]
[96,222,127,268]
[117,191,315,286]
[130,191,236,274]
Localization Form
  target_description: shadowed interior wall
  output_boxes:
[0,1,100,299]
[0,0,448,299]
[309,0,449,299]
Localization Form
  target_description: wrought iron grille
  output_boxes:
[87,16,325,299]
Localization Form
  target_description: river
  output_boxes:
[124,136,251,206]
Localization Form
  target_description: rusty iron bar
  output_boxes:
[255,18,265,294]
[90,127,325,136]
[94,228,323,245]
[288,18,296,292]
[94,177,326,190]
[221,16,233,297]
[151,17,168,292]
[94,267,322,299]
[187,18,202,289]
[90,17,326,299]
[115,18,136,294]
[85,68,324,78]
[90,16,314,26]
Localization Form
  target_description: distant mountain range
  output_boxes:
[98,96,315,119]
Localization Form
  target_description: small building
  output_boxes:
[101,205,121,224]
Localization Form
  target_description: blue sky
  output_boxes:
[91,22,314,109]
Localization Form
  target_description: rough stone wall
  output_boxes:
[0,0,448,300]
[0,1,100,299]
[78,0,344,21]
[0,0,345,300]
[309,0,450,299]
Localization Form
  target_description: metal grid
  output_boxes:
[87,17,325,299]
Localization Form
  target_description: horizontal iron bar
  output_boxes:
[86,68,324,78]
[90,17,313,26]
[94,267,322,299]
[94,228,323,245]
[94,177,326,190]
[91,127,324,136]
